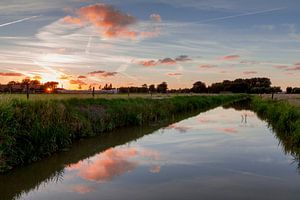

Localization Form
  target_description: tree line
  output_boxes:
[1,77,299,94]
[119,78,284,94]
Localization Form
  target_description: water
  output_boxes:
[1,106,300,200]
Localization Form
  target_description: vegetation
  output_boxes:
[0,95,245,172]
[250,96,300,145]
[286,87,300,94]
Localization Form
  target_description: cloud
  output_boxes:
[167,72,182,76]
[69,79,87,85]
[175,55,191,62]
[139,55,191,67]
[0,72,24,76]
[59,75,71,80]
[295,62,300,65]
[71,185,94,194]
[88,70,118,77]
[243,71,257,75]
[78,75,87,79]
[67,147,160,182]
[166,124,190,133]
[139,60,157,67]
[159,58,177,65]
[198,64,217,69]
[221,55,240,61]
[150,14,162,22]
[32,75,42,80]
[274,65,288,69]
[286,66,300,71]
[63,3,137,38]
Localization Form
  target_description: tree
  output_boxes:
[44,82,59,93]
[157,82,168,93]
[141,84,148,93]
[192,81,206,93]
[149,84,156,93]
[286,87,293,94]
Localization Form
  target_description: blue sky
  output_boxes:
[0,0,299,89]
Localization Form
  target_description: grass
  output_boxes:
[251,96,300,146]
[0,93,222,101]
[0,94,246,172]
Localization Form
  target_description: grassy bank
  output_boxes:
[0,95,245,172]
[251,96,300,145]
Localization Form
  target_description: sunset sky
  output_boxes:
[0,0,299,89]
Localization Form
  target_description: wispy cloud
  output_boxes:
[221,55,240,61]
[243,71,258,75]
[139,55,192,67]
[88,70,118,77]
[0,72,24,76]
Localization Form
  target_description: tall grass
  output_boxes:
[0,95,245,172]
[251,96,300,145]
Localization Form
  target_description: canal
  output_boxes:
[1,105,300,200]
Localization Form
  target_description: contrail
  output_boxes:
[85,36,92,54]
[197,7,286,24]
[0,16,38,28]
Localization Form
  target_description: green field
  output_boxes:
[0,93,200,101]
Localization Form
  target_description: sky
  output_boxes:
[0,0,299,89]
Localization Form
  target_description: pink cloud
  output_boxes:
[150,13,162,22]
[78,75,87,79]
[139,55,191,67]
[219,128,238,134]
[295,62,300,65]
[221,55,240,61]
[63,3,137,38]
[159,58,177,65]
[198,64,217,69]
[139,60,157,67]
[88,70,118,77]
[274,65,289,69]
[167,73,182,76]
[0,72,24,77]
[67,147,160,182]
[286,66,300,71]
[243,71,257,75]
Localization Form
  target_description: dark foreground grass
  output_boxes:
[0,95,245,172]
[251,96,300,145]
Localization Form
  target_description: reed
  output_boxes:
[251,96,300,145]
[0,95,245,172]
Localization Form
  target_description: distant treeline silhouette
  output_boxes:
[120,78,284,94]
[1,77,299,94]
[0,79,58,93]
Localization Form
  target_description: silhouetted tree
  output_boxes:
[149,84,156,93]
[286,87,293,94]
[157,82,168,93]
[192,81,206,93]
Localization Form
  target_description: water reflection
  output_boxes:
[66,147,160,183]
[0,111,198,200]
[224,99,300,171]
[2,103,300,200]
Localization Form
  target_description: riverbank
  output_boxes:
[251,96,300,145]
[0,95,245,172]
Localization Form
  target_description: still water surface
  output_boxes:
[1,106,300,200]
